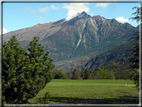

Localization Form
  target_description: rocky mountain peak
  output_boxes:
[65,11,91,21]
[77,11,89,18]
[3,13,138,64]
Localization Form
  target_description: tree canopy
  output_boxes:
[129,6,142,91]
[2,36,54,104]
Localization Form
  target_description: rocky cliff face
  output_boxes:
[3,11,138,63]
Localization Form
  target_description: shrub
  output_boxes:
[72,68,80,79]
[98,68,109,79]
[54,69,67,79]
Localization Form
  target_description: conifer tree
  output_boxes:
[83,68,90,79]
[129,6,142,90]
[24,36,54,99]
[2,36,30,103]
[2,36,54,104]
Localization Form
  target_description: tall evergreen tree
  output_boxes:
[129,7,141,69]
[2,36,30,103]
[129,32,139,69]
[83,68,90,79]
[24,36,55,99]
[129,6,142,90]
[2,36,54,104]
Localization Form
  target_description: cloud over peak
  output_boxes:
[63,3,90,19]
[116,17,129,22]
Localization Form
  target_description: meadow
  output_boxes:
[29,79,139,104]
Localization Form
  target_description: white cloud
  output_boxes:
[50,5,59,10]
[24,7,36,14]
[40,16,45,20]
[3,28,7,34]
[38,7,49,13]
[63,3,90,18]
[116,17,129,22]
[95,3,110,8]
[0,28,7,34]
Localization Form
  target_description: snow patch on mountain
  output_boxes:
[65,11,88,21]
[77,13,85,18]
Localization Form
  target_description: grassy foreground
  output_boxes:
[29,79,139,104]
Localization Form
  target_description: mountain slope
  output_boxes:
[84,40,133,69]
[3,11,138,63]
[56,40,133,72]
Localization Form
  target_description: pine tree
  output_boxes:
[129,6,142,91]
[24,36,54,99]
[129,6,141,69]
[2,36,30,103]
[83,68,90,79]
[2,36,54,104]
[129,32,139,69]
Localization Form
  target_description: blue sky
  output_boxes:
[2,1,140,34]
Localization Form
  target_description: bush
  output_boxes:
[98,68,109,79]
[72,68,80,79]
[54,69,67,79]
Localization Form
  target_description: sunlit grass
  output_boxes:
[29,79,139,104]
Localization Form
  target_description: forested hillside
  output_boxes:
[56,40,134,72]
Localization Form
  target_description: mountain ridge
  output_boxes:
[3,11,138,65]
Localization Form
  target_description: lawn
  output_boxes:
[29,79,139,104]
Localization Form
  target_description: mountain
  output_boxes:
[3,11,138,67]
[84,40,134,69]
[56,40,134,72]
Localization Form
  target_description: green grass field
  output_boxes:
[29,79,139,104]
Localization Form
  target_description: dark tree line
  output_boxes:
[55,64,135,80]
